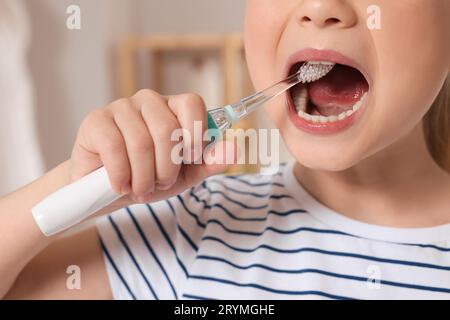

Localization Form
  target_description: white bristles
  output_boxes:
[297,62,335,83]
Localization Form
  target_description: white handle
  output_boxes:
[32,167,121,236]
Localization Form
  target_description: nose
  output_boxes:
[297,0,357,29]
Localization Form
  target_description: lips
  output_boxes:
[285,49,370,135]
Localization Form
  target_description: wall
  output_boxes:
[26,0,137,168]
[26,0,290,170]
[134,0,245,34]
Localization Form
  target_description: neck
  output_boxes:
[294,123,450,227]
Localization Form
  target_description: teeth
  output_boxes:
[328,115,338,122]
[311,115,320,123]
[297,61,336,83]
[319,116,329,123]
[292,86,308,111]
[294,92,368,123]
[352,97,365,112]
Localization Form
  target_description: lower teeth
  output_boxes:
[293,87,367,123]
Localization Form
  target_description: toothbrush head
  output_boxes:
[297,62,335,83]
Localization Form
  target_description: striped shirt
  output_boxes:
[96,161,450,300]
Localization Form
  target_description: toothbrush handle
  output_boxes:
[32,113,221,236]
[32,166,120,236]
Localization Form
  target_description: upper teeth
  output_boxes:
[298,61,335,83]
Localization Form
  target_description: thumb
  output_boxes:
[70,143,103,182]
[181,139,241,188]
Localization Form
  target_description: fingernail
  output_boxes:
[136,192,153,203]
[121,184,131,195]
[156,182,174,191]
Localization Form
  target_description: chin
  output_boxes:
[288,146,362,172]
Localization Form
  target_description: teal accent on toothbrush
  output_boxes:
[224,105,239,123]
[206,105,237,142]
[206,112,221,141]
[205,61,335,140]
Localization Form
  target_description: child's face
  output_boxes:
[244,0,450,171]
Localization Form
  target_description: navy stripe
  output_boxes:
[144,204,191,278]
[179,195,450,255]
[403,243,450,252]
[189,275,355,300]
[178,195,350,237]
[268,194,292,199]
[185,190,308,222]
[197,255,450,294]
[166,200,199,252]
[264,208,309,217]
[182,193,450,254]
[99,237,136,300]
[208,219,350,237]
[202,236,450,272]
[199,179,450,252]
[108,215,159,299]
[224,175,285,188]
[126,207,178,300]
[206,179,273,197]
[177,195,207,228]
[183,293,218,300]
[201,181,292,204]
[189,189,267,219]
[199,185,282,209]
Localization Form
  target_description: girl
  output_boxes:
[1,0,449,299]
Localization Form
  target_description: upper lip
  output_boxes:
[284,48,371,86]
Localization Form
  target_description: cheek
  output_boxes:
[263,100,287,128]
[244,1,288,91]
[371,0,450,129]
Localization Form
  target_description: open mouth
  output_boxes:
[287,59,370,130]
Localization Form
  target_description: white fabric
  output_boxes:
[97,162,450,300]
[0,0,44,195]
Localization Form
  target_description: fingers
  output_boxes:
[83,109,131,194]
[167,93,208,163]
[111,98,155,201]
[132,90,181,191]
[73,89,221,205]
[96,91,209,201]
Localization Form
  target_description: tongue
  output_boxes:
[308,65,368,116]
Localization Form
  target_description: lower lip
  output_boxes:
[286,92,367,135]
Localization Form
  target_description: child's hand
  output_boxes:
[69,89,235,205]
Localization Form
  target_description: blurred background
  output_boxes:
[0,0,291,196]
